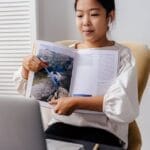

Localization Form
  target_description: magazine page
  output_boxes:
[70,49,119,96]
[26,42,119,115]
[26,40,76,101]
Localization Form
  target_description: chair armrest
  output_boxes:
[128,121,142,150]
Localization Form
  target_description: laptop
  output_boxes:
[0,96,47,150]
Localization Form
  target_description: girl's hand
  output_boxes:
[49,97,77,115]
[49,96,103,115]
[23,55,48,72]
[21,55,48,79]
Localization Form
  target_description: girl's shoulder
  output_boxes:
[114,42,132,59]
[68,41,80,49]
[113,42,131,52]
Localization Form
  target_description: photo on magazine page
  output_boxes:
[30,42,74,102]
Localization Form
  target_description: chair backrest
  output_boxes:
[122,42,150,102]
[56,40,150,103]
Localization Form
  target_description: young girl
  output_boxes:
[13,0,139,149]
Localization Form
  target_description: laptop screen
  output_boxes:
[0,96,47,150]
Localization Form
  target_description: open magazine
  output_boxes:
[26,40,119,113]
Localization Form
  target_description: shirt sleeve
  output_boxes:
[103,48,139,123]
[13,66,27,96]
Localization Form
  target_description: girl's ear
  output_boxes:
[106,10,115,31]
[107,10,115,23]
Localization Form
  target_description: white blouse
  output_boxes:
[13,42,139,149]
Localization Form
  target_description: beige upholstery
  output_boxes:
[122,42,150,101]
[122,42,150,150]
[40,40,150,150]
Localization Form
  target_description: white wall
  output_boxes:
[37,0,70,41]
[112,0,150,46]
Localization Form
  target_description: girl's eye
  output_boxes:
[91,14,99,16]
[77,15,83,18]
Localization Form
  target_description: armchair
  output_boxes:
[40,40,150,150]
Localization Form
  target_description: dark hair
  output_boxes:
[74,0,115,15]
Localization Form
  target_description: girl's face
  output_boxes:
[76,0,112,43]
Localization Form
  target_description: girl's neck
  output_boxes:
[78,39,114,49]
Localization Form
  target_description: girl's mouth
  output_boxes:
[83,30,94,35]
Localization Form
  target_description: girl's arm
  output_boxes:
[21,66,29,80]
[13,55,48,95]
[49,96,103,115]
[13,66,28,96]
[74,96,103,112]
[102,48,139,123]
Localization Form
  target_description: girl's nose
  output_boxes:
[83,15,91,26]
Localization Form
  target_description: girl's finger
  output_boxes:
[49,99,58,105]
[41,62,48,68]
[32,56,41,63]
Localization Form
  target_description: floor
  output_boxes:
[137,77,150,150]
